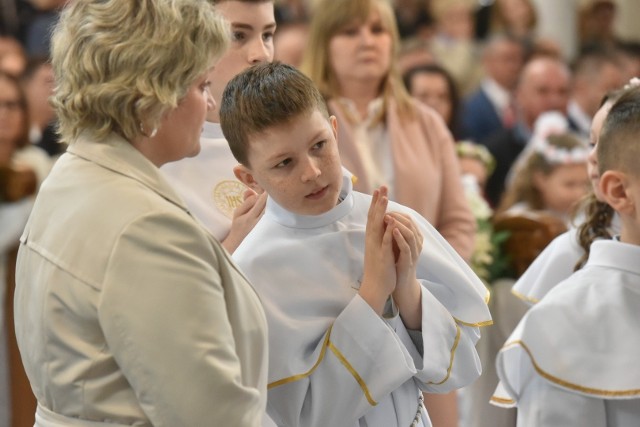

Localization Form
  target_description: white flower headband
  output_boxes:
[532,139,590,164]
[624,77,640,90]
[529,111,589,165]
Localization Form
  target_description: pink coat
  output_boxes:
[329,99,476,261]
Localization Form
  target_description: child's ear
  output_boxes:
[329,115,338,139]
[233,164,263,193]
[599,170,633,215]
[532,170,547,190]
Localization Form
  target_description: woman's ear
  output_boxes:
[233,164,263,193]
[599,170,633,215]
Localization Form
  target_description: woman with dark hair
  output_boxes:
[403,64,463,139]
[0,69,50,192]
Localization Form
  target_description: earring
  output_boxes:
[140,122,158,138]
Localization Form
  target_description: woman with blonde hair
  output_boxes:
[301,0,475,262]
[301,1,477,425]
[13,1,269,426]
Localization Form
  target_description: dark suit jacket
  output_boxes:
[566,112,590,142]
[462,88,504,144]
[481,125,529,208]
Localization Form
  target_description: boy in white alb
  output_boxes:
[220,62,492,427]
[162,0,276,252]
[492,87,640,426]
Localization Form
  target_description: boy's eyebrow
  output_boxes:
[265,129,328,162]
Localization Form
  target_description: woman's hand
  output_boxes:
[222,189,267,253]
[359,186,397,315]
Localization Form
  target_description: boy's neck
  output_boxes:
[619,216,640,246]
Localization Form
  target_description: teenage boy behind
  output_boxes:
[493,86,640,425]
[162,0,276,253]
[220,62,491,427]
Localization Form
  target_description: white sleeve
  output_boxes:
[267,295,418,427]
[401,285,482,393]
[517,375,606,427]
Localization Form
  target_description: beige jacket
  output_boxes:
[14,133,268,426]
[329,99,476,261]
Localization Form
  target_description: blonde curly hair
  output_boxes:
[51,0,228,143]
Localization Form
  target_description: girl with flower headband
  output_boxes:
[496,128,590,226]
[509,85,632,305]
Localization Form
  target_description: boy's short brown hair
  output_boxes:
[598,86,640,177]
[220,61,329,166]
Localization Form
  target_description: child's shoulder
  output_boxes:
[529,239,639,323]
[506,242,640,399]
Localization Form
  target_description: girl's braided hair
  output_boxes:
[573,86,629,270]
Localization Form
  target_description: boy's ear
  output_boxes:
[599,170,633,215]
[233,164,264,193]
[329,115,338,139]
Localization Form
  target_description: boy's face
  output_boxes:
[234,111,344,216]
[209,1,276,122]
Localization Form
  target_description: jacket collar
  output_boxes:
[67,132,189,213]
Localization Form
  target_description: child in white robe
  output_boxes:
[492,85,640,426]
[219,62,492,427]
[511,88,626,305]
[161,0,276,253]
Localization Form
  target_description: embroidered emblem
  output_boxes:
[213,180,246,219]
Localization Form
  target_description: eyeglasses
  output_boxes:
[0,100,22,112]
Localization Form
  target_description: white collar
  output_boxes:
[568,100,591,136]
[337,97,384,125]
[586,239,640,275]
[481,77,511,111]
[265,168,355,229]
